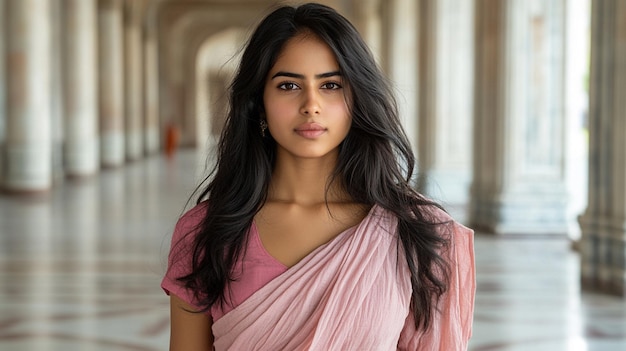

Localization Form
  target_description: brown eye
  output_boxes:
[278,82,299,90]
[321,82,342,90]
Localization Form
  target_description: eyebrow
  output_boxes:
[271,71,342,80]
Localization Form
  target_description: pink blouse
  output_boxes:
[161,203,288,321]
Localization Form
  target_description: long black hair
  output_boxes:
[177,2,450,330]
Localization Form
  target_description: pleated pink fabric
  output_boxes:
[210,205,475,351]
[397,218,476,350]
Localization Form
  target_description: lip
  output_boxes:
[294,123,326,139]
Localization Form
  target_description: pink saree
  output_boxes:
[211,205,475,350]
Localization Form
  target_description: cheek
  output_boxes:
[263,92,289,121]
[328,103,352,129]
[265,102,294,126]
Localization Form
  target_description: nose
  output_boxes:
[300,89,321,115]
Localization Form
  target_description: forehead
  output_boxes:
[269,32,340,74]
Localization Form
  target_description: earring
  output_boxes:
[260,119,268,138]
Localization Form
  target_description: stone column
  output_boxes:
[98,0,125,167]
[470,0,569,234]
[144,30,160,154]
[50,0,65,184]
[0,1,6,187]
[578,0,626,295]
[351,0,383,62]
[195,69,215,154]
[415,0,474,209]
[63,0,99,176]
[195,70,210,153]
[123,0,144,161]
[380,0,419,158]
[183,35,201,148]
[209,74,229,141]
[4,0,52,191]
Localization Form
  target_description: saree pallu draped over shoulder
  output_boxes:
[212,205,475,351]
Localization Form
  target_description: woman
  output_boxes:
[162,3,475,350]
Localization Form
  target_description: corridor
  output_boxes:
[0,150,624,351]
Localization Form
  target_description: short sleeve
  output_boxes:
[397,221,476,351]
[161,202,208,309]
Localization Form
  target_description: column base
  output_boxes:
[3,143,52,191]
[144,126,160,154]
[418,170,471,205]
[0,142,4,187]
[470,190,569,234]
[581,276,626,297]
[101,131,125,167]
[579,214,626,296]
[51,140,64,184]
[64,138,99,176]
[125,130,143,161]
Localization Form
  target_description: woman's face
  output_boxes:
[263,33,351,161]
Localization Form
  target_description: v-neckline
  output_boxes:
[251,205,376,269]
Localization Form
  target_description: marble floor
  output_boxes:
[0,150,624,351]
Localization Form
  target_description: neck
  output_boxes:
[268,150,348,206]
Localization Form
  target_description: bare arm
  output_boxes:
[169,294,213,351]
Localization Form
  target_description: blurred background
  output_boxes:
[1,0,625,350]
